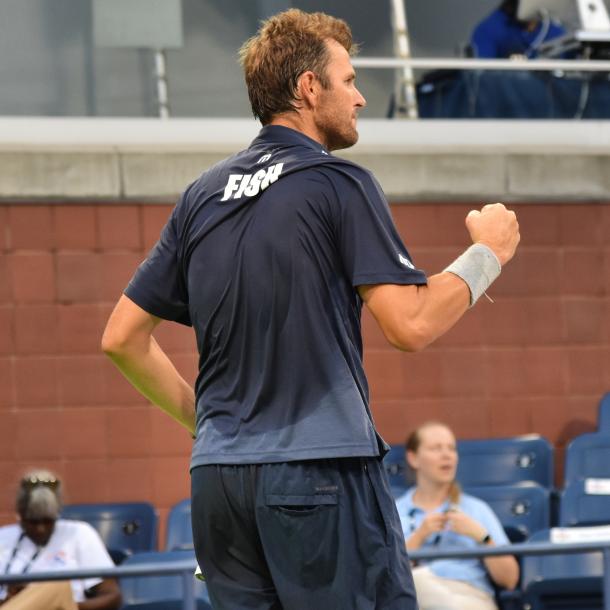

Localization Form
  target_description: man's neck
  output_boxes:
[269,114,327,150]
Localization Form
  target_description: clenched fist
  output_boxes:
[466,203,520,266]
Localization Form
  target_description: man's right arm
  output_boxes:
[101,295,196,435]
[359,203,520,352]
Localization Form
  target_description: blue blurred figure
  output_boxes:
[471,0,566,58]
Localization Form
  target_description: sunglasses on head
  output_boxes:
[20,476,59,490]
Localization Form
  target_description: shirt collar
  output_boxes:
[402,487,452,514]
[251,124,330,155]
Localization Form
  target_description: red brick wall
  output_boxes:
[1,202,609,541]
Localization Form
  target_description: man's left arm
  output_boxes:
[79,580,121,610]
[102,294,196,435]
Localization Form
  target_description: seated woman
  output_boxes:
[0,469,121,610]
[395,422,519,610]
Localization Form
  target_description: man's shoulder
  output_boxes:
[0,523,20,542]
[305,157,379,194]
[54,519,99,538]
[474,9,509,33]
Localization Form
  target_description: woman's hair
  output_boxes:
[16,469,62,520]
[405,422,461,505]
[239,9,356,125]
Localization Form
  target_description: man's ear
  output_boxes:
[296,70,319,110]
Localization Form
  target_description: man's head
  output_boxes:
[239,9,366,150]
[16,469,62,546]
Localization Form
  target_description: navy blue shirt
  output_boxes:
[125,125,427,467]
[471,9,566,58]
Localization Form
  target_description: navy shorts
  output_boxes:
[191,457,418,610]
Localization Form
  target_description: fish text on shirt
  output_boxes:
[221,163,284,202]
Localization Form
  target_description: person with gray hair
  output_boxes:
[0,469,121,610]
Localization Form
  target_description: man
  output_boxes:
[0,470,121,610]
[471,0,566,58]
[102,9,520,610]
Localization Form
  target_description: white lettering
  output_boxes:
[220,163,285,202]
[221,174,243,201]
[399,253,415,269]
[234,174,252,199]
[244,169,266,196]
[261,162,284,190]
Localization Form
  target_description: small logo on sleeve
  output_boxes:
[399,253,415,269]
[221,162,284,202]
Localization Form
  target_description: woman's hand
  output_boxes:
[406,511,448,551]
[446,508,487,541]
[418,511,449,539]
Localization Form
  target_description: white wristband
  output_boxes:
[444,244,501,307]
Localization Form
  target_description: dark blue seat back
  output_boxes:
[596,392,610,433]
[564,433,610,486]
[465,482,550,542]
[560,479,610,527]
[62,502,157,562]
[166,499,193,551]
[120,550,211,610]
[383,445,410,498]
[521,529,602,610]
[457,435,554,488]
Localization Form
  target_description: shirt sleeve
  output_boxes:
[471,22,499,58]
[124,200,191,326]
[75,522,115,592]
[477,501,510,546]
[329,165,427,288]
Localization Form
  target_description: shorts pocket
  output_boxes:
[259,492,340,587]
[265,493,338,515]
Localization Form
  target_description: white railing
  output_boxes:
[353,56,610,72]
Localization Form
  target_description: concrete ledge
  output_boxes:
[0,152,120,199]
[352,153,507,200]
[121,153,225,199]
[1,118,610,202]
[507,155,610,199]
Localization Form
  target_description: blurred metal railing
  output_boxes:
[0,558,199,610]
[352,56,610,72]
[2,541,610,610]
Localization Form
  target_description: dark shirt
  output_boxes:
[125,125,427,467]
[471,8,566,58]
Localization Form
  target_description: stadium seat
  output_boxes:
[383,444,410,498]
[456,435,554,489]
[62,502,157,564]
[120,550,211,610]
[520,529,602,610]
[166,498,193,551]
[560,479,610,527]
[465,482,550,542]
[564,433,610,486]
[597,392,610,432]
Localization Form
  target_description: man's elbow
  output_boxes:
[101,324,132,358]
[385,321,433,353]
[505,567,520,591]
[496,561,520,591]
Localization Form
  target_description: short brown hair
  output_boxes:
[239,9,356,125]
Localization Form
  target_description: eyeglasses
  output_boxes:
[20,476,59,490]
[22,517,56,527]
